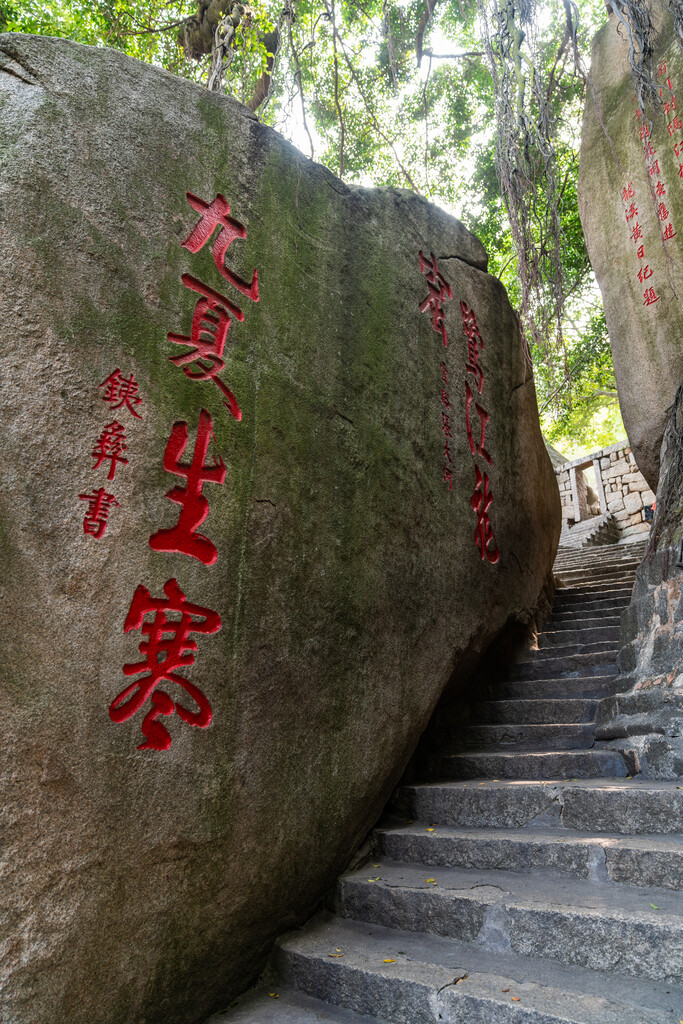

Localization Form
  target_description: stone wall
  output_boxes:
[595,386,683,778]
[556,441,655,542]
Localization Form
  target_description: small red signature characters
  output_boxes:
[471,465,500,564]
[91,421,128,481]
[99,369,143,419]
[149,408,226,566]
[419,251,452,347]
[109,578,220,751]
[169,192,260,421]
[79,487,119,539]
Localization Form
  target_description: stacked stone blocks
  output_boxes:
[556,441,655,542]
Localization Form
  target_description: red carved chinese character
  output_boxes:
[638,264,653,283]
[440,361,449,384]
[460,301,485,393]
[109,578,219,751]
[643,140,656,157]
[654,180,667,197]
[419,251,453,346]
[442,411,452,437]
[643,287,660,306]
[622,182,635,202]
[663,222,677,240]
[444,439,453,465]
[443,465,453,491]
[465,384,492,465]
[79,487,119,539]
[441,388,451,409]
[470,466,499,563]
[625,203,638,221]
[657,61,667,76]
[169,274,244,421]
[92,421,128,480]
[182,192,259,302]
[637,244,645,259]
[639,123,650,139]
[668,115,683,136]
[657,201,670,222]
[631,223,643,243]
[99,369,143,419]
[679,163,683,178]
[648,160,661,176]
[665,96,678,115]
[149,409,226,566]
[635,108,643,121]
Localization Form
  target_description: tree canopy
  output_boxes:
[4,0,629,456]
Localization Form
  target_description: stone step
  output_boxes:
[444,723,596,752]
[336,861,683,982]
[271,915,678,1024]
[555,567,641,587]
[548,611,623,626]
[516,640,620,661]
[536,626,620,647]
[555,582,635,599]
[208,985,392,1023]
[494,673,622,700]
[375,824,683,890]
[468,698,600,725]
[507,650,618,681]
[428,748,628,780]
[551,595,631,616]
[398,779,683,835]
[544,615,621,631]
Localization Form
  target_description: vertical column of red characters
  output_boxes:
[418,251,454,490]
[108,192,259,751]
[460,302,499,564]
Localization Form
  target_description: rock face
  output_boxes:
[578,1,683,490]
[0,33,560,1024]
[596,384,683,778]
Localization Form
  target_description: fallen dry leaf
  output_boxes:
[268,993,279,998]
[383,958,396,963]
[328,953,344,958]
[512,996,520,1002]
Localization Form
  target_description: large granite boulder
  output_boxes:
[579,0,683,489]
[595,382,683,778]
[0,33,560,1024]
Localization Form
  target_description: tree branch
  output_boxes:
[415,0,437,68]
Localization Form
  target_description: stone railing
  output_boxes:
[555,440,656,543]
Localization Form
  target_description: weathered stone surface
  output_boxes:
[596,386,683,777]
[0,32,560,1024]
[578,1,683,489]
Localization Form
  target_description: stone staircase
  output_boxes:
[213,540,683,1024]
[559,512,620,549]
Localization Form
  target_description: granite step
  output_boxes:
[428,748,628,780]
[543,615,621,631]
[208,985,393,1023]
[398,779,683,835]
[444,723,596,752]
[536,626,620,647]
[494,673,622,700]
[551,595,631,616]
[507,650,618,681]
[375,824,683,889]
[336,861,683,982]
[467,699,600,725]
[270,915,678,1024]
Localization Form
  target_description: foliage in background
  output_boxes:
[5,0,632,455]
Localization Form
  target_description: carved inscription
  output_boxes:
[418,251,454,490]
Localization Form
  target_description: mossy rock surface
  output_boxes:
[0,33,559,1024]
[579,0,683,489]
